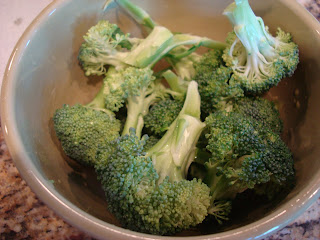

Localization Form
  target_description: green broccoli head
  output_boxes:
[53,104,121,166]
[78,23,174,76]
[193,50,244,116]
[232,97,283,134]
[144,98,184,137]
[96,132,210,235]
[203,111,294,200]
[95,82,211,235]
[78,20,133,76]
[222,0,299,95]
[103,66,155,112]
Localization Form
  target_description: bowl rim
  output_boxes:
[1,0,320,239]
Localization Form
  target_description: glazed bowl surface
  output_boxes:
[1,0,320,239]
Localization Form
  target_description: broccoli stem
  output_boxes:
[121,94,145,138]
[223,0,276,81]
[146,81,205,183]
[162,70,187,96]
[85,84,106,109]
[170,34,227,51]
[85,81,115,116]
[115,0,156,30]
[122,87,162,138]
[124,26,174,68]
[112,0,227,51]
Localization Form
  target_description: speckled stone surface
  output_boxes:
[0,1,319,240]
[0,122,92,240]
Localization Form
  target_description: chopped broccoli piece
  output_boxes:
[102,66,155,112]
[144,98,184,137]
[202,111,294,200]
[121,75,169,139]
[232,97,283,134]
[79,23,174,75]
[107,0,227,73]
[222,0,299,94]
[193,50,244,115]
[79,19,226,78]
[95,81,211,235]
[53,104,121,166]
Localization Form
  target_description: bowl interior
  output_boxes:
[3,0,320,238]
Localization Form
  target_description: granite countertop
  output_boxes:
[0,0,320,239]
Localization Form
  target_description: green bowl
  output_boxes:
[2,0,320,239]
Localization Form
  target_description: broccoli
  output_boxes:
[143,69,191,137]
[232,97,283,134]
[222,0,299,94]
[106,0,227,69]
[201,111,294,201]
[79,18,227,77]
[95,81,211,235]
[106,0,243,117]
[143,135,159,151]
[52,0,299,234]
[193,50,244,116]
[52,65,161,167]
[78,18,228,138]
[119,69,168,138]
[55,17,209,166]
[79,23,173,75]
[144,98,184,137]
[146,49,245,130]
[53,103,121,167]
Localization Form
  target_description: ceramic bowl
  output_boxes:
[2,0,320,239]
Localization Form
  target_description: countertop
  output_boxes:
[0,0,319,239]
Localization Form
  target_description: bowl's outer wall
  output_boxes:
[2,0,320,239]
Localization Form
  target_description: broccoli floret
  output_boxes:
[102,66,155,112]
[222,0,299,94]
[106,0,227,69]
[53,104,121,166]
[202,111,294,201]
[78,20,133,76]
[89,65,170,139]
[143,69,190,137]
[193,50,244,116]
[144,98,184,137]
[95,81,211,235]
[232,97,283,134]
[79,23,174,75]
[79,18,226,78]
[143,135,159,151]
[120,73,169,139]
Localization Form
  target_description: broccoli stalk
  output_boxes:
[104,0,156,30]
[223,0,299,94]
[162,70,189,97]
[146,81,206,183]
[79,24,174,75]
[105,0,227,76]
[80,19,227,77]
[95,81,211,235]
[121,78,168,138]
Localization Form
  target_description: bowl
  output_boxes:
[2,0,320,239]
